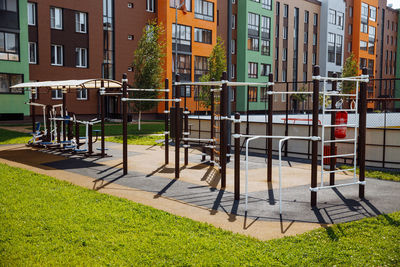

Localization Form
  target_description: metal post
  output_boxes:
[31,89,36,133]
[267,73,273,182]
[175,74,181,179]
[210,80,215,166]
[284,82,289,157]
[184,107,189,166]
[56,120,61,144]
[330,73,338,185]
[75,120,80,149]
[359,68,367,198]
[220,72,228,188]
[122,74,128,175]
[311,66,320,207]
[62,87,67,141]
[100,80,106,158]
[88,123,93,155]
[46,105,51,142]
[165,79,169,165]
[234,112,240,200]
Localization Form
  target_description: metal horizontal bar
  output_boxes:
[227,81,274,87]
[182,138,215,142]
[312,75,369,82]
[323,124,358,128]
[267,91,313,95]
[324,168,356,174]
[323,138,356,143]
[323,153,355,159]
[127,88,169,92]
[324,109,356,112]
[324,93,357,97]
[121,98,180,102]
[310,181,366,192]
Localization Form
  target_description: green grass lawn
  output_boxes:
[340,165,400,182]
[0,128,31,145]
[0,163,399,265]
[106,135,165,146]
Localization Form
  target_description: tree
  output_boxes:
[198,37,227,109]
[341,53,359,94]
[131,20,165,130]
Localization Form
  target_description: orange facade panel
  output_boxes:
[157,0,217,113]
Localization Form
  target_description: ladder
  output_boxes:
[312,79,365,192]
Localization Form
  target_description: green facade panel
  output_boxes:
[236,0,274,112]
[0,0,30,116]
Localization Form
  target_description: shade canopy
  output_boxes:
[11,79,122,90]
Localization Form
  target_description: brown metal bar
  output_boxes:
[330,73,338,185]
[175,74,180,179]
[267,73,273,182]
[56,120,61,144]
[100,80,106,158]
[46,105,51,142]
[311,66,320,207]
[75,120,80,149]
[164,78,169,165]
[62,87,67,141]
[284,81,289,157]
[88,123,93,155]
[122,74,128,175]
[220,72,228,188]
[234,112,240,200]
[184,107,189,166]
[359,68,367,199]
[210,80,215,166]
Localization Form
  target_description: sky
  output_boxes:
[387,0,400,9]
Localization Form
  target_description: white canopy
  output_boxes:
[10,79,122,90]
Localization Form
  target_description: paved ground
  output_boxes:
[0,142,399,240]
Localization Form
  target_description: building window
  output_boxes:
[335,35,342,66]
[0,73,23,94]
[328,9,336,25]
[231,64,236,79]
[146,0,155,12]
[303,51,307,64]
[50,7,63,30]
[359,58,367,69]
[52,89,63,100]
[361,3,368,33]
[172,24,192,52]
[0,0,17,12]
[303,71,307,82]
[360,40,367,51]
[194,56,208,81]
[0,32,19,61]
[29,42,37,64]
[304,32,308,44]
[173,54,191,81]
[261,63,271,76]
[76,88,88,100]
[261,16,271,40]
[283,4,288,18]
[304,11,309,23]
[232,15,236,29]
[312,53,316,65]
[348,42,352,52]
[313,13,318,26]
[28,2,36,26]
[368,26,375,55]
[231,39,236,54]
[261,40,270,56]
[76,48,87,68]
[313,33,317,46]
[248,13,259,51]
[282,69,286,82]
[337,12,344,29]
[194,28,211,44]
[170,0,191,11]
[367,59,374,76]
[283,26,288,39]
[261,0,272,10]
[195,0,214,21]
[248,87,257,102]
[369,6,376,22]
[75,12,87,33]
[349,6,353,17]
[282,48,287,61]
[348,24,352,35]
[248,62,258,78]
[51,44,63,66]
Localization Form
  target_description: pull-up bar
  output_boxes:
[121,98,180,102]
[127,88,170,92]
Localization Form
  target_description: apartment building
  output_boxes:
[0,0,30,120]
[319,0,346,88]
[273,0,321,111]
[233,0,274,113]
[375,1,398,105]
